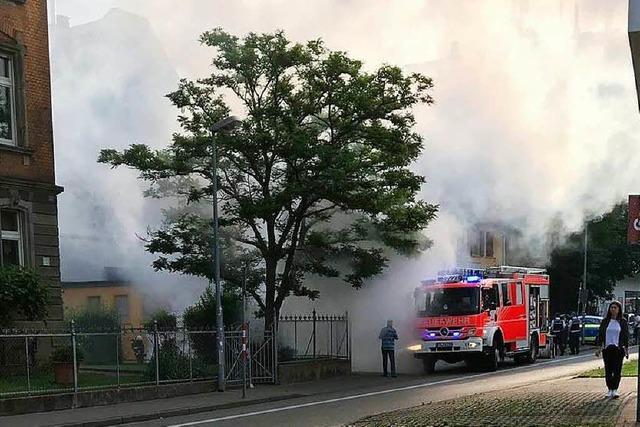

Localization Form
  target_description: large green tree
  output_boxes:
[548,202,640,314]
[99,30,437,328]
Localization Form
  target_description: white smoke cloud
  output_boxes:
[50,0,640,370]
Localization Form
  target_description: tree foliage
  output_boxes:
[99,29,438,327]
[547,202,640,314]
[0,265,49,326]
[144,309,177,331]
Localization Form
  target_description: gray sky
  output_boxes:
[48,0,640,312]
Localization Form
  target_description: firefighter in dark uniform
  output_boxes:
[568,313,582,355]
[551,314,567,356]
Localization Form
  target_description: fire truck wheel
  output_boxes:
[423,356,436,374]
[485,339,503,371]
[525,337,538,364]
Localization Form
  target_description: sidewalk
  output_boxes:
[350,376,638,427]
[0,374,422,427]
[2,354,637,427]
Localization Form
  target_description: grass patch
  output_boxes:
[0,370,145,395]
[579,359,637,378]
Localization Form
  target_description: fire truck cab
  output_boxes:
[412,266,550,373]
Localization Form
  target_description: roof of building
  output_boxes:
[61,280,131,289]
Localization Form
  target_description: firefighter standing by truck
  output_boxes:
[568,313,582,354]
[379,320,398,377]
[551,314,567,356]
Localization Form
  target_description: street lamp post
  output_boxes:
[211,115,241,392]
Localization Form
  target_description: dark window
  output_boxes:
[0,54,15,145]
[482,286,498,310]
[501,282,511,306]
[485,232,494,257]
[0,209,23,266]
[470,231,484,257]
[422,287,480,316]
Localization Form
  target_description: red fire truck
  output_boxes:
[411,266,550,373]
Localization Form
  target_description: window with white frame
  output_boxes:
[469,230,496,258]
[1,210,23,266]
[0,54,16,145]
[470,230,484,257]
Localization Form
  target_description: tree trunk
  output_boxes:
[264,255,278,337]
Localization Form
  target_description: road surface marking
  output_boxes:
[168,353,595,426]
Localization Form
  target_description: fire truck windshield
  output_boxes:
[418,287,481,316]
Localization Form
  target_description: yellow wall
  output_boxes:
[62,286,145,327]
[62,285,145,362]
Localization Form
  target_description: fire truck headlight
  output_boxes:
[407,344,422,351]
[467,328,476,336]
[468,342,479,349]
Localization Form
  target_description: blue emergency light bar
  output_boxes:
[435,268,484,283]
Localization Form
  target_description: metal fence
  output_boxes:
[0,320,276,398]
[225,323,277,386]
[278,311,349,361]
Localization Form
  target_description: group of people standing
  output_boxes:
[550,313,583,356]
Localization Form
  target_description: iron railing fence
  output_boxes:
[278,311,349,361]
[224,324,277,386]
[0,320,279,398]
[0,322,220,398]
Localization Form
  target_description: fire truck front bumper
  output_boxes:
[412,337,484,355]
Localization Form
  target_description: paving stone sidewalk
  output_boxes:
[349,377,636,427]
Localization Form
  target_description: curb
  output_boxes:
[51,393,307,427]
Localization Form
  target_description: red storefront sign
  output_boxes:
[628,195,640,245]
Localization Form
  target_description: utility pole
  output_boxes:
[242,263,248,398]
[211,116,241,392]
[581,222,588,315]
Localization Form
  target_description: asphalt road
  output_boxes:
[122,348,632,427]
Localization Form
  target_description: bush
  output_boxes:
[0,266,49,326]
[183,287,242,363]
[145,338,190,381]
[144,309,177,331]
[50,345,85,364]
[68,305,120,331]
[67,306,120,364]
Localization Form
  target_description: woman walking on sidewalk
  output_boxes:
[595,301,629,399]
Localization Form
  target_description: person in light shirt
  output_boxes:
[595,301,629,399]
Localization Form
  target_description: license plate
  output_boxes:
[436,342,453,350]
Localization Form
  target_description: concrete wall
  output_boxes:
[278,359,351,384]
[0,380,216,416]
